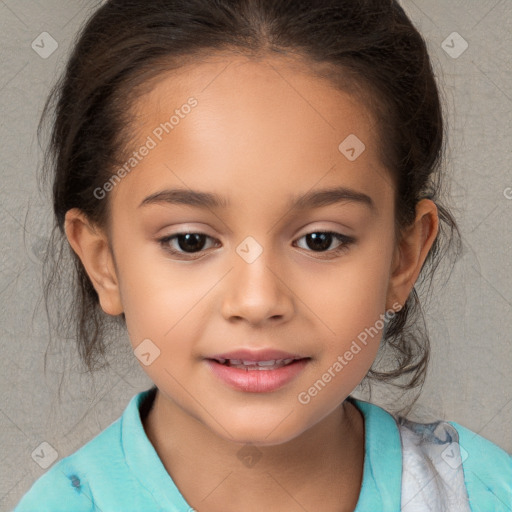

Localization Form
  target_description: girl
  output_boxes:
[14,0,511,511]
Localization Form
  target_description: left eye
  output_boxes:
[294,231,355,254]
[158,231,355,258]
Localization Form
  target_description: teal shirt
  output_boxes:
[14,386,512,511]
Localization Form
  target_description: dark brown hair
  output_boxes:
[38,0,462,401]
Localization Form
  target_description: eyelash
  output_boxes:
[157,231,355,260]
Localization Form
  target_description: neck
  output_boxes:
[143,389,365,512]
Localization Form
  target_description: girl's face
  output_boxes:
[73,54,433,445]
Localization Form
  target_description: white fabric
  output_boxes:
[399,417,472,511]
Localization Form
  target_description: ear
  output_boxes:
[385,199,439,311]
[64,208,123,316]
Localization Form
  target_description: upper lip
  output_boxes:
[207,349,308,362]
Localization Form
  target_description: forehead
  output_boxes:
[129,51,378,144]
[111,52,393,215]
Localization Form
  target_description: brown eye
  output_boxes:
[159,232,218,256]
[294,231,355,256]
[173,233,207,253]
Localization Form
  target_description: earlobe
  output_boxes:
[64,208,124,316]
[386,199,439,309]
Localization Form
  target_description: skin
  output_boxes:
[64,52,438,511]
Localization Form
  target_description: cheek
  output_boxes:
[300,232,395,399]
[298,270,390,415]
[116,246,216,348]
[298,245,393,345]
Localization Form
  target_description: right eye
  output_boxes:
[158,232,220,258]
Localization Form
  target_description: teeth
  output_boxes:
[255,360,276,366]
[216,358,299,370]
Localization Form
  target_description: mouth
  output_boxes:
[205,352,311,392]
[209,357,306,370]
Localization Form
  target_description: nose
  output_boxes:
[221,247,295,327]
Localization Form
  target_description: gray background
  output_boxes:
[1,0,511,510]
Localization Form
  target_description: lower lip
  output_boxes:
[205,359,310,393]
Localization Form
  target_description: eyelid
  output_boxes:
[158,228,356,259]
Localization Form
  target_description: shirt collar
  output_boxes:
[121,387,402,511]
[351,397,402,511]
[122,386,191,510]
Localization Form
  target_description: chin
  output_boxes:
[226,429,300,447]
[204,412,308,447]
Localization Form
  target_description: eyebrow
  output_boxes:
[139,186,376,213]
